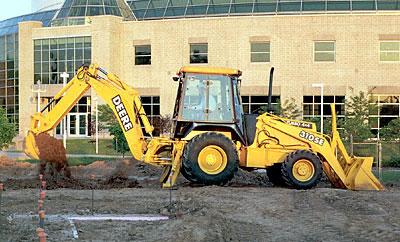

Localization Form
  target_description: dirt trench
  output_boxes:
[0,156,399,241]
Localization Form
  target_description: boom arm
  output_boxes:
[25,63,154,161]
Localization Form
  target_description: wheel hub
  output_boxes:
[292,159,315,182]
[198,145,228,175]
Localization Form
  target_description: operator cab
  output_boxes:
[171,66,245,143]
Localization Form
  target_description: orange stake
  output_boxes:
[36,227,44,236]
[41,181,46,189]
[0,183,3,190]
[38,200,44,209]
[38,232,48,242]
[40,191,46,199]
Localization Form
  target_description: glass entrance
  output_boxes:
[68,113,88,137]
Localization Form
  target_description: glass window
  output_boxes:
[303,95,345,118]
[302,0,326,11]
[33,37,92,84]
[369,94,400,132]
[241,95,280,114]
[87,6,105,16]
[278,0,301,11]
[190,43,208,64]
[352,0,376,10]
[251,42,270,63]
[230,3,254,14]
[327,0,351,11]
[135,45,151,65]
[253,0,277,13]
[314,41,335,62]
[379,41,400,62]
[181,73,233,122]
[141,96,161,136]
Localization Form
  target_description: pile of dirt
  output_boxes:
[0,155,32,168]
[35,133,67,168]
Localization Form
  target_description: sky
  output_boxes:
[0,0,32,21]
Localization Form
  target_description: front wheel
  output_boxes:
[181,132,239,186]
[281,150,322,189]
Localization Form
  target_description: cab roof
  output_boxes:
[178,66,242,76]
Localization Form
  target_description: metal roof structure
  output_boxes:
[0,10,57,35]
[127,0,400,20]
[51,0,136,26]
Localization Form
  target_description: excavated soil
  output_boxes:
[35,133,68,170]
[0,157,399,241]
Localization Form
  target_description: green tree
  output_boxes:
[0,108,17,150]
[380,118,400,141]
[258,98,302,119]
[342,89,375,142]
[97,104,129,156]
[98,104,117,128]
[109,123,130,157]
[304,117,333,134]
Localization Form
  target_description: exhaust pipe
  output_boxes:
[267,67,275,114]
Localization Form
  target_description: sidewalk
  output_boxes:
[0,151,130,160]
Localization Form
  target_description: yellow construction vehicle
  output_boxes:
[24,63,385,190]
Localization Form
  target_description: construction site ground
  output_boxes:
[0,156,400,241]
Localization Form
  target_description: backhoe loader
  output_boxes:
[24,63,385,190]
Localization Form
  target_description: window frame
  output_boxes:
[189,43,208,64]
[250,41,271,63]
[379,41,400,63]
[313,41,336,63]
[135,45,151,65]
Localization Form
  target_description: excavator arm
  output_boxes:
[25,63,154,161]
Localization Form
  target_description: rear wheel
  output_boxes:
[181,132,239,186]
[281,150,322,189]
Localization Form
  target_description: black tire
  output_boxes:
[181,132,239,186]
[266,163,286,187]
[281,150,322,189]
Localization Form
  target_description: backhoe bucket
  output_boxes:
[24,131,40,160]
[24,131,67,164]
[324,104,385,191]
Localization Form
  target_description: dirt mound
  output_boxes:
[0,156,32,168]
[0,155,16,166]
[35,133,67,168]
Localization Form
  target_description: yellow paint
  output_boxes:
[198,145,228,175]
[292,159,315,182]
[179,66,242,76]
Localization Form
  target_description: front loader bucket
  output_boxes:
[324,103,385,191]
[24,131,41,160]
[342,156,385,190]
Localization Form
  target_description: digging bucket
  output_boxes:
[344,156,385,190]
[326,103,385,191]
[24,131,40,160]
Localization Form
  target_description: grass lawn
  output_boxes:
[21,157,113,166]
[65,139,131,156]
[372,169,400,182]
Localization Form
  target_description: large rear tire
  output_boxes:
[281,150,322,189]
[181,132,239,186]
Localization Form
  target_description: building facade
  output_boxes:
[1,0,400,139]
